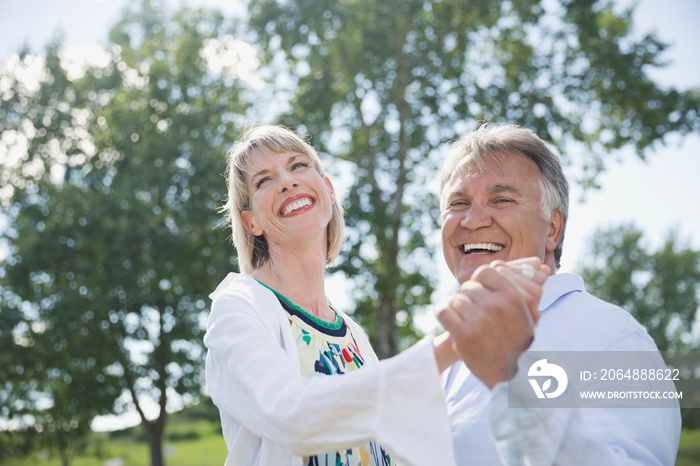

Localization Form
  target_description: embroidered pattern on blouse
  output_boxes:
[269,290,391,466]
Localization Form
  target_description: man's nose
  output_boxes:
[460,203,492,229]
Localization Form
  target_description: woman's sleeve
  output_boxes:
[204,286,456,466]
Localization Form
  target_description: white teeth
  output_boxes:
[282,198,312,216]
[463,243,503,254]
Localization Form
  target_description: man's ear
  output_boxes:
[241,210,263,236]
[545,209,564,253]
[324,176,336,206]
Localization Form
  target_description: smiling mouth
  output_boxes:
[280,197,314,216]
[462,243,504,254]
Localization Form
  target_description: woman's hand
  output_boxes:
[435,257,550,388]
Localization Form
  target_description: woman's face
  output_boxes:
[241,150,335,251]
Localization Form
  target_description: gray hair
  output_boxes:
[439,124,569,269]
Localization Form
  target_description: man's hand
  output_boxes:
[435,257,551,388]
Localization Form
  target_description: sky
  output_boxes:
[1,0,697,269]
[1,0,699,429]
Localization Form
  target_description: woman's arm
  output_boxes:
[204,283,456,466]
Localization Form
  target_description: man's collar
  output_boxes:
[539,273,586,311]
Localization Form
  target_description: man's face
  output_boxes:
[441,152,562,285]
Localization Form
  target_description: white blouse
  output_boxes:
[204,273,456,466]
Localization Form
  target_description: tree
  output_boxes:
[579,224,700,352]
[579,224,700,427]
[0,1,249,464]
[246,0,700,357]
[0,44,126,466]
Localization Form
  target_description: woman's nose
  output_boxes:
[277,172,298,193]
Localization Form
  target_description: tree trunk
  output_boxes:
[144,420,166,466]
[376,298,399,358]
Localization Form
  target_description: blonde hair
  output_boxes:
[224,125,345,274]
[439,124,569,269]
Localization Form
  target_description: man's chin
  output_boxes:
[455,256,498,284]
[455,267,478,285]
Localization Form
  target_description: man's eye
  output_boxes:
[494,198,513,204]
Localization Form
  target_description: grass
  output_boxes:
[676,428,700,466]
[4,431,228,466]
[98,423,228,466]
[3,400,228,466]
[93,402,229,466]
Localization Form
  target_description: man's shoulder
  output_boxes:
[542,273,629,315]
[538,273,656,351]
[540,273,585,309]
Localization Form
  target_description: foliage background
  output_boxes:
[4,2,699,466]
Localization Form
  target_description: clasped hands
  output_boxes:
[435,258,551,389]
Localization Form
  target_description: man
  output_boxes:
[436,124,681,465]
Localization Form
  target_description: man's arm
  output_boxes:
[488,334,681,465]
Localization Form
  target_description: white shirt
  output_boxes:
[204,273,457,466]
[444,273,681,465]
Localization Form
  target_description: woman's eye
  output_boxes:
[292,162,309,170]
[255,177,271,189]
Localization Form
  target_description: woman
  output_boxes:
[204,125,458,466]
